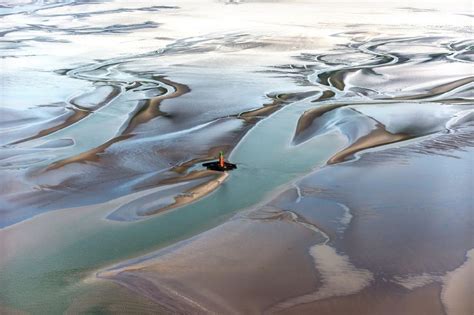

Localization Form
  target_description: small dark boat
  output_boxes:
[202,151,237,172]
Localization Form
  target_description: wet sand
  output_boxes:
[1,0,472,227]
[99,213,324,314]
[277,283,446,315]
[143,170,229,216]
[1,0,473,313]
[101,125,474,314]
[326,124,409,164]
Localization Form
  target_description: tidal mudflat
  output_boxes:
[0,0,473,314]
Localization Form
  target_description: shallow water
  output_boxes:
[0,0,473,313]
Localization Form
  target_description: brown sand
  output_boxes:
[10,108,89,145]
[277,283,445,315]
[11,85,121,145]
[45,77,189,171]
[327,123,410,164]
[142,171,228,216]
[294,104,410,163]
[239,103,282,123]
[121,77,190,134]
[239,91,320,123]
[442,249,474,315]
[100,209,325,314]
[329,70,347,91]
[393,76,474,100]
[294,103,345,138]
[158,169,222,185]
[66,281,168,314]
[312,90,336,102]
[45,134,133,171]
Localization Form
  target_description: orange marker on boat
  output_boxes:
[219,151,225,168]
[202,151,237,171]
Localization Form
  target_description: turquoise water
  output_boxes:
[0,99,347,313]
